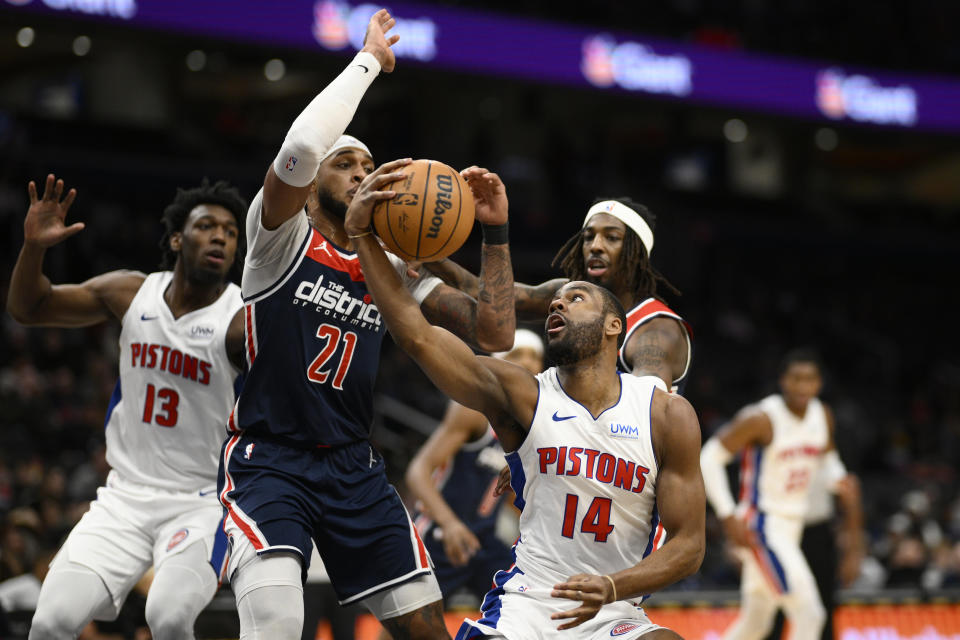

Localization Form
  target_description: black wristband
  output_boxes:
[481,222,509,245]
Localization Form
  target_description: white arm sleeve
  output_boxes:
[823,449,849,492]
[272,51,381,187]
[386,252,442,304]
[700,437,737,519]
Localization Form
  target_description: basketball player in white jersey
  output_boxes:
[7,174,248,640]
[345,172,706,639]
[424,197,691,393]
[699,350,858,640]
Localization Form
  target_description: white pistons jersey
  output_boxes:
[105,272,243,492]
[739,395,829,520]
[507,370,663,590]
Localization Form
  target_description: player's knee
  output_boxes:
[29,605,82,640]
[249,609,303,640]
[144,598,196,640]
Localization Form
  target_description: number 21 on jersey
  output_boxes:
[307,323,357,390]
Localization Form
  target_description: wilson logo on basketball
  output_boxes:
[167,528,189,551]
[610,622,640,636]
[425,174,454,239]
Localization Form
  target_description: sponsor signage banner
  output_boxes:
[6,0,960,132]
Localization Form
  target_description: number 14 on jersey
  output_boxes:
[561,493,615,542]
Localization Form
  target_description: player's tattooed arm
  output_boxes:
[424,260,564,325]
[462,166,515,352]
[622,316,688,389]
[8,175,145,326]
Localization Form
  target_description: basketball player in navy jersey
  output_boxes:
[218,10,515,640]
[427,197,690,393]
[7,175,248,640]
[347,166,706,639]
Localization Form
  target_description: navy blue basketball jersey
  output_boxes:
[231,191,440,447]
[415,427,505,539]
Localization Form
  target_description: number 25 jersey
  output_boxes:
[506,370,663,590]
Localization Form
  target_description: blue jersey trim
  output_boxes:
[233,372,245,400]
[103,379,122,430]
[554,369,623,421]
[505,451,526,511]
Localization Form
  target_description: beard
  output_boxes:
[317,186,348,219]
[545,316,604,366]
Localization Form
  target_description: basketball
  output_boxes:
[373,159,475,262]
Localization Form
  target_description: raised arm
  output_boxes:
[345,161,537,446]
[260,10,398,230]
[549,392,705,630]
[699,405,773,547]
[421,167,514,352]
[425,259,565,324]
[621,316,689,389]
[405,401,489,566]
[7,175,144,327]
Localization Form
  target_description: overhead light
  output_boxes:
[264,58,285,82]
[723,118,748,143]
[72,35,91,57]
[186,49,206,72]
[16,27,35,48]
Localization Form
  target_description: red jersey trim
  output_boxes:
[304,230,366,282]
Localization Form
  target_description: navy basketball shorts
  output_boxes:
[218,433,432,605]
[424,528,513,600]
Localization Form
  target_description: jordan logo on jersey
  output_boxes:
[294,275,382,330]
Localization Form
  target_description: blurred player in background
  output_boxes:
[699,350,863,640]
[7,175,248,640]
[408,331,542,600]
[428,197,691,393]
[217,10,515,640]
[346,176,706,639]
[766,458,864,640]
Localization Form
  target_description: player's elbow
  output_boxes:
[6,298,38,325]
[674,530,705,581]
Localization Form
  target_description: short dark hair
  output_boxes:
[552,197,680,303]
[593,283,628,349]
[158,178,248,279]
[779,348,824,376]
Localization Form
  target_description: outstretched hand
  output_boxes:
[344,158,411,238]
[24,174,83,249]
[361,8,400,73]
[461,166,508,226]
